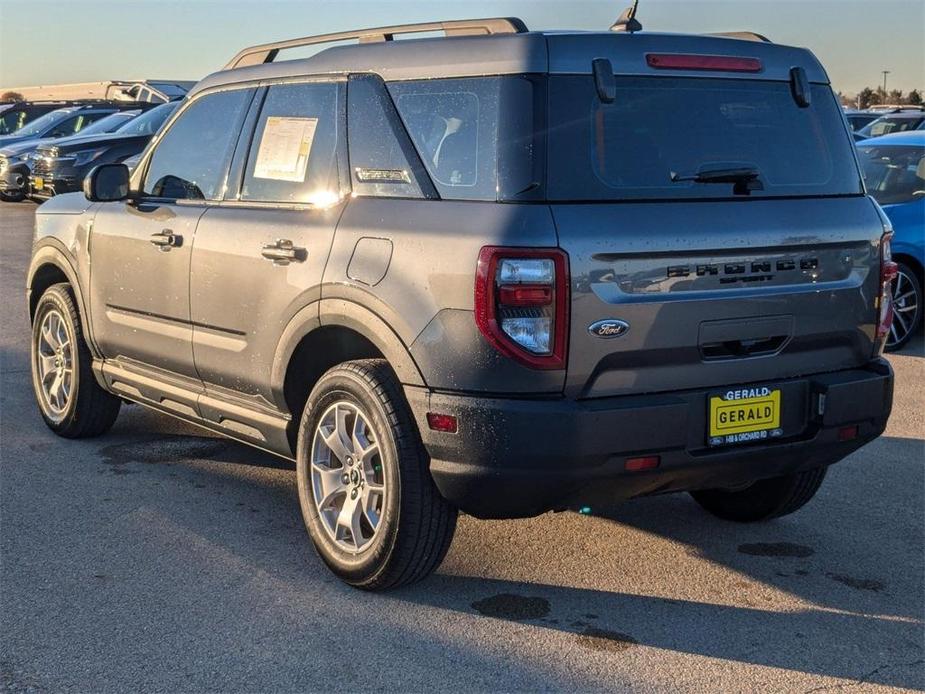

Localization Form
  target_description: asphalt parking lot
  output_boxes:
[1,200,923,693]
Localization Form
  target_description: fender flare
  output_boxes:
[26,242,99,356]
[269,299,426,410]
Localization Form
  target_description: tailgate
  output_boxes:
[555,196,883,399]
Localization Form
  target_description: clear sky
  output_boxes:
[1,0,922,95]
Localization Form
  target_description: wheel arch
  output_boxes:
[272,300,426,450]
[26,244,97,355]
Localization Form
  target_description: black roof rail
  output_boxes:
[708,31,772,43]
[224,17,529,70]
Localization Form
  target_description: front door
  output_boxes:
[88,87,256,389]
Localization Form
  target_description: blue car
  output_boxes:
[857,130,925,350]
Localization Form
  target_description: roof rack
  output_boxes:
[225,17,529,70]
[707,31,772,43]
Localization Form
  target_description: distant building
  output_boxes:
[0,80,196,103]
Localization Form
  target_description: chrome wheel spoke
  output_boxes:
[321,405,353,465]
[312,463,348,508]
[893,307,910,332]
[361,486,382,530]
[335,492,364,547]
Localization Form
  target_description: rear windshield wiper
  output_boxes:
[670,166,764,195]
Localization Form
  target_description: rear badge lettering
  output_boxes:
[589,319,630,338]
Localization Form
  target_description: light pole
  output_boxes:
[882,70,891,96]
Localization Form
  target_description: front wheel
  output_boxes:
[31,283,121,437]
[0,189,25,202]
[296,359,457,590]
[690,467,827,522]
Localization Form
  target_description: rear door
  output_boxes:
[189,79,348,415]
[545,68,883,400]
[88,87,255,388]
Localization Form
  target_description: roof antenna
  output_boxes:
[611,1,643,33]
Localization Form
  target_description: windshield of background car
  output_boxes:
[117,102,179,136]
[859,115,925,138]
[11,109,73,137]
[858,144,925,205]
[547,76,862,201]
[74,111,138,136]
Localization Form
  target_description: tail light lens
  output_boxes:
[875,231,898,351]
[475,247,569,369]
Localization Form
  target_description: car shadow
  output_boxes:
[82,403,923,688]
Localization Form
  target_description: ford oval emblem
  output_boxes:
[588,319,630,338]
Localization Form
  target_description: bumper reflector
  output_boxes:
[625,455,660,472]
[838,425,859,442]
[427,412,458,434]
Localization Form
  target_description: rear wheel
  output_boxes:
[296,359,457,590]
[690,467,827,522]
[885,261,922,352]
[31,283,121,437]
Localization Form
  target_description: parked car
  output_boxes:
[0,101,85,135]
[843,109,881,132]
[27,17,894,590]
[29,101,179,200]
[857,130,925,350]
[0,109,144,202]
[854,111,925,141]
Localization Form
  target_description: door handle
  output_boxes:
[261,238,306,265]
[150,229,182,250]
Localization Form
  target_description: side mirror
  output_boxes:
[84,163,130,202]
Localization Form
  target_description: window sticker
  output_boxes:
[253,116,318,182]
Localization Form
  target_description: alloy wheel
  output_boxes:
[309,401,386,553]
[888,268,921,349]
[35,309,73,416]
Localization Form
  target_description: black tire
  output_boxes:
[690,466,827,522]
[0,189,25,202]
[30,283,121,438]
[884,261,922,352]
[296,359,457,590]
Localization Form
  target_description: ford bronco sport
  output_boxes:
[27,16,895,590]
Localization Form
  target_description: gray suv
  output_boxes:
[27,17,895,590]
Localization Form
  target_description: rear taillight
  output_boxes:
[875,231,899,349]
[474,247,569,370]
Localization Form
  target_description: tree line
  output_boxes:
[841,87,923,109]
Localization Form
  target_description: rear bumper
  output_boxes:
[405,359,893,519]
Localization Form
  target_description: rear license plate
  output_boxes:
[32,177,44,190]
[709,386,782,447]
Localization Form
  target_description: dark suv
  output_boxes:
[0,104,144,201]
[29,101,179,200]
[27,18,895,590]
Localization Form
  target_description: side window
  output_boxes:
[240,82,343,204]
[389,77,502,201]
[143,89,252,200]
[0,109,27,134]
[347,76,426,199]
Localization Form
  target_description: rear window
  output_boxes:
[547,76,862,201]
